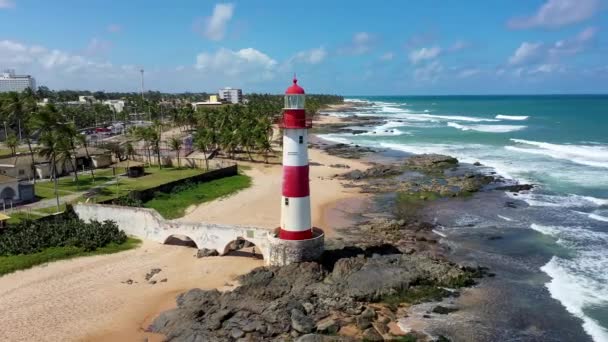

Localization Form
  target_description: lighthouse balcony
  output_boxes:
[277,116,313,129]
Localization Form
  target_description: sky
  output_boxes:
[0,0,607,95]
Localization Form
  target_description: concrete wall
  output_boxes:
[73,203,273,261]
[73,204,325,266]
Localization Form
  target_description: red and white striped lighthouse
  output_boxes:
[279,76,313,240]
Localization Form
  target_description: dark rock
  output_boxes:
[362,327,383,341]
[360,307,376,319]
[495,184,534,192]
[160,278,168,282]
[330,163,351,169]
[404,154,459,170]
[291,309,315,334]
[505,201,518,208]
[145,268,161,281]
[316,318,339,334]
[356,316,372,330]
[432,305,459,315]
[473,161,482,166]
[197,248,219,258]
[123,279,133,285]
[149,280,157,285]
[230,328,244,339]
[487,236,503,241]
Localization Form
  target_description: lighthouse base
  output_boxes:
[267,227,325,266]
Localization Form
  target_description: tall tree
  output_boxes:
[168,136,183,168]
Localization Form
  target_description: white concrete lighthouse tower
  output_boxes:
[268,76,324,266]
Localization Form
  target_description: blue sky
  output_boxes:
[1,0,607,94]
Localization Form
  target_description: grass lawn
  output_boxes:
[93,167,205,202]
[144,174,252,219]
[37,203,68,214]
[0,147,30,158]
[0,237,141,276]
[34,174,114,193]
[5,211,45,224]
[34,185,73,200]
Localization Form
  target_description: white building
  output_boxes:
[103,99,125,113]
[218,87,243,104]
[0,70,36,93]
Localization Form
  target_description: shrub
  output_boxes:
[0,209,127,256]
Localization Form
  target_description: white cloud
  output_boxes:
[409,46,441,64]
[0,0,15,9]
[85,38,112,56]
[413,61,443,82]
[529,63,564,74]
[508,0,599,29]
[203,3,234,41]
[447,40,470,52]
[379,52,394,61]
[509,27,597,67]
[508,42,544,65]
[195,47,277,80]
[292,47,327,65]
[107,24,122,33]
[458,68,481,78]
[340,32,375,55]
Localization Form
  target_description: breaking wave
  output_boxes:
[448,122,527,133]
[507,139,608,169]
[495,114,529,121]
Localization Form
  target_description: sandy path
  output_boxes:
[0,240,262,342]
[178,147,367,236]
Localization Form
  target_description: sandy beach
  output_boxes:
[0,116,368,342]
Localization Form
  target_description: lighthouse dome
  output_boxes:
[285,77,305,95]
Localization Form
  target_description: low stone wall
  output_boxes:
[73,203,273,261]
[73,203,326,266]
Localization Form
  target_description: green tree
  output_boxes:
[168,136,183,168]
[5,132,19,156]
[38,131,62,211]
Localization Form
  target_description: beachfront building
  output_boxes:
[218,87,243,104]
[278,77,314,240]
[0,70,36,93]
[0,174,35,205]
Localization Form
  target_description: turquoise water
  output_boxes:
[319,95,608,341]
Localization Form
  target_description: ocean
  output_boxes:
[319,95,608,342]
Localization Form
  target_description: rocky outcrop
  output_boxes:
[149,250,482,341]
[404,154,458,171]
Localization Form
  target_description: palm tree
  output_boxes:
[194,130,210,170]
[76,133,95,182]
[5,132,19,156]
[169,136,183,168]
[56,135,78,183]
[38,132,61,211]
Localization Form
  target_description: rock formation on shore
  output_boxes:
[149,247,482,341]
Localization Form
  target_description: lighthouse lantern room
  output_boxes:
[279,77,314,240]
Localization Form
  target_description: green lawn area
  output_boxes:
[144,174,252,219]
[93,167,205,202]
[5,211,45,224]
[37,203,68,215]
[0,147,30,158]
[0,237,141,276]
[34,185,73,199]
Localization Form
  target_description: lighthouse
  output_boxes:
[279,76,313,240]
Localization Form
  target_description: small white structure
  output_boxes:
[0,69,36,93]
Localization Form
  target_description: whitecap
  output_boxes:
[497,215,514,221]
[448,122,527,133]
[508,139,608,169]
[511,192,608,208]
[531,223,608,342]
[589,213,608,222]
[495,114,529,121]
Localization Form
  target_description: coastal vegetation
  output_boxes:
[0,210,138,275]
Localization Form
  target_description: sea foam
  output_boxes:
[448,122,527,133]
[495,114,529,121]
[508,139,608,169]
[531,223,608,342]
